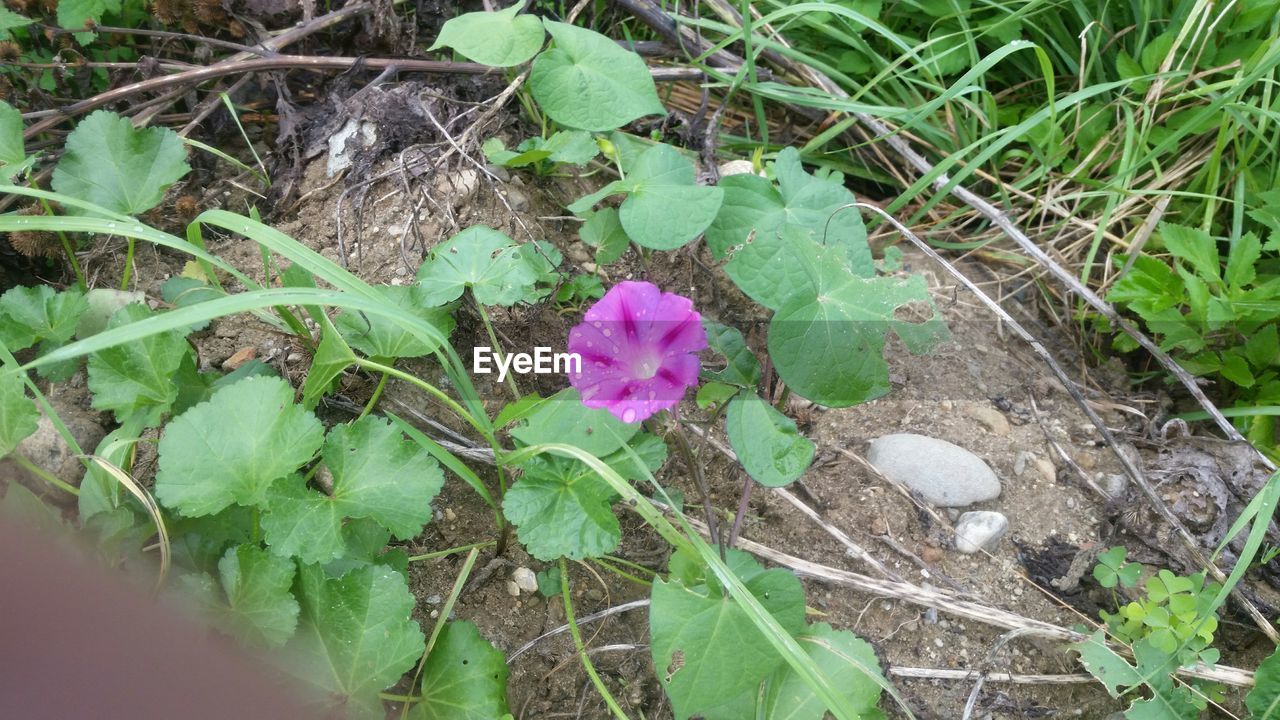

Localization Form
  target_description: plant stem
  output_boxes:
[474,294,520,400]
[357,372,388,420]
[590,557,651,587]
[13,454,79,496]
[406,540,495,563]
[120,238,135,291]
[354,358,486,437]
[729,472,753,547]
[560,558,630,720]
[39,198,86,291]
[667,410,722,556]
[773,385,791,412]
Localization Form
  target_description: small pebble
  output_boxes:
[964,404,1010,435]
[286,352,302,363]
[954,511,1009,554]
[512,567,538,594]
[444,508,457,521]
[505,580,520,597]
[1033,457,1056,484]
[425,595,442,605]
[1013,451,1034,477]
[1101,473,1127,498]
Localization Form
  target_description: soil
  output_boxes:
[52,86,1277,720]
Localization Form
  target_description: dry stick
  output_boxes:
[890,667,1095,684]
[854,202,1280,646]
[682,424,903,583]
[702,519,1257,688]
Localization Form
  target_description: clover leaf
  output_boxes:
[87,303,192,425]
[530,21,666,131]
[725,392,814,487]
[649,548,806,718]
[155,375,325,517]
[417,226,539,307]
[334,284,456,359]
[568,143,723,250]
[429,3,545,67]
[769,267,947,407]
[0,372,37,459]
[262,416,443,564]
[51,110,190,216]
[412,621,511,719]
[1092,546,1140,589]
[288,563,425,718]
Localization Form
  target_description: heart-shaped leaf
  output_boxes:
[768,267,947,407]
[725,393,813,487]
[429,3,545,67]
[413,621,511,719]
[579,208,630,264]
[52,110,190,216]
[702,319,760,388]
[530,21,666,131]
[569,144,723,250]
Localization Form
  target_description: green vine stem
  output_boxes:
[12,453,79,496]
[665,409,722,553]
[560,558,630,720]
[473,294,521,400]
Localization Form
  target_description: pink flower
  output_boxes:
[567,281,707,424]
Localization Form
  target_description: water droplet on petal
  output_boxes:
[602,328,612,337]
[593,321,602,328]
[622,408,637,423]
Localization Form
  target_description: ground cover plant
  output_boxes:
[4,1,1280,718]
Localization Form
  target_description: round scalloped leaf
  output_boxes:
[0,372,38,459]
[503,454,621,561]
[416,226,539,307]
[334,284,456,359]
[155,375,325,517]
[530,21,666,131]
[51,110,190,216]
[429,3,545,67]
[214,544,300,648]
[87,303,191,424]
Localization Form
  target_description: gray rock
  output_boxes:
[1101,473,1128,498]
[954,511,1008,554]
[867,433,1001,507]
[1,404,106,503]
[512,567,538,594]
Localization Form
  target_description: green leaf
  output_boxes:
[529,21,666,131]
[1225,232,1261,289]
[1245,324,1279,369]
[0,100,28,177]
[725,393,814,487]
[303,319,357,410]
[155,375,325,517]
[51,110,190,216]
[1247,644,1280,719]
[706,148,873,282]
[570,144,722,250]
[756,623,885,720]
[262,416,443,563]
[323,415,443,539]
[412,621,510,719]
[503,453,621,560]
[702,319,760,387]
[0,8,33,42]
[416,226,539,306]
[87,303,191,424]
[429,3,545,67]
[509,387,639,456]
[650,548,807,718]
[55,0,118,34]
[579,208,630,264]
[77,288,146,338]
[335,285,456,359]
[0,372,38,459]
[289,563,425,718]
[1071,630,1143,697]
[768,269,947,407]
[0,285,88,352]
[1160,224,1221,285]
[696,382,738,411]
[214,544,299,647]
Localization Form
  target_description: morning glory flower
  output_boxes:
[567,281,707,424]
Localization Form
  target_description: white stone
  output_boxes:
[717,159,760,177]
[512,567,538,594]
[867,433,1001,507]
[954,511,1009,554]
